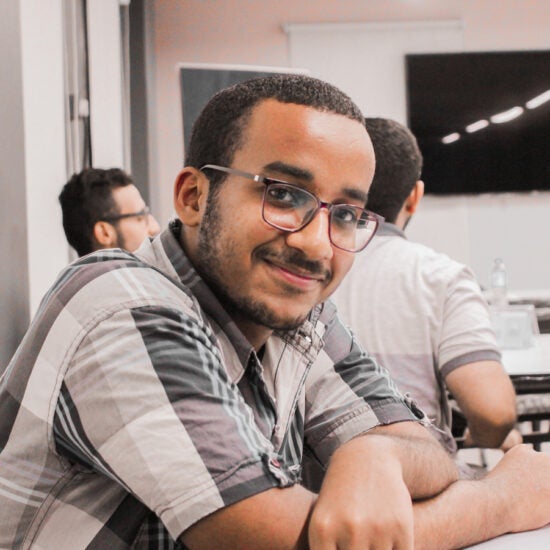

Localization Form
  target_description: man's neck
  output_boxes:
[233,316,273,352]
[393,210,411,231]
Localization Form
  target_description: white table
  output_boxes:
[501,333,550,377]
[466,524,550,548]
[500,334,550,448]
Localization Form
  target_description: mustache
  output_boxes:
[256,246,332,282]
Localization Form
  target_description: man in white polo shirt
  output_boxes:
[333,117,519,469]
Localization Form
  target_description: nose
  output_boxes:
[147,214,161,236]
[284,207,333,260]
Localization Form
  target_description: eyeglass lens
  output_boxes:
[262,183,376,252]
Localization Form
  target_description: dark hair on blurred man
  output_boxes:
[59,167,160,256]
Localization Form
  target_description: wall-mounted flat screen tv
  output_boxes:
[405,50,550,195]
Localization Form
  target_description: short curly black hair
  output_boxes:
[185,74,365,189]
[364,118,423,224]
[58,168,133,256]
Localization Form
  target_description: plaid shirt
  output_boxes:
[0,220,422,549]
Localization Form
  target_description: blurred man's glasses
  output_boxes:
[102,206,151,223]
[200,165,383,253]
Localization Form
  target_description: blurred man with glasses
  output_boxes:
[59,167,160,256]
[2,75,550,550]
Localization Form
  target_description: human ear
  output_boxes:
[173,167,209,226]
[93,221,117,248]
[405,180,425,215]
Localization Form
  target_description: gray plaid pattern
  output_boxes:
[0,220,421,548]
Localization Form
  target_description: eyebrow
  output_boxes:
[263,161,314,182]
[262,161,369,205]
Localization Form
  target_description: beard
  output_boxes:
[113,226,127,252]
[194,193,329,332]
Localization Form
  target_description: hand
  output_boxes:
[500,428,523,451]
[308,435,414,549]
[483,444,550,533]
[462,427,475,447]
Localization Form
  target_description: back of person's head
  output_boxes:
[59,167,133,256]
[185,74,365,189]
[364,118,423,224]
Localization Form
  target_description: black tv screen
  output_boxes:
[406,50,550,195]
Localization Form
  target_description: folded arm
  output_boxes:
[182,435,550,550]
[184,420,457,550]
[414,444,550,549]
[308,420,457,549]
[363,420,458,497]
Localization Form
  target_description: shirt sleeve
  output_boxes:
[53,305,289,540]
[438,265,501,378]
[303,302,425,467]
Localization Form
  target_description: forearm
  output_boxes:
[310,434,415,549]
[182,485,315,549]
[368,422,458,499]
[467,415,516,448]
[308,426,457,548]
[449,360,517,448]
[414,478,501,549]
[414,444,550,549]
[467,426,515,449]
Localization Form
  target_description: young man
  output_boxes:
[58,167,160,255]
[332,118,519,467]
[1,76,549,550]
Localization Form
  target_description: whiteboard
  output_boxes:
[285,20,464,124]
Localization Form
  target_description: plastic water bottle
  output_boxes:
[490,258,508,307]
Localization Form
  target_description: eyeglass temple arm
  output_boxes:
[200,164,265,183]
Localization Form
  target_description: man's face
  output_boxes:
[191,100,374,332]
[111,184,161,252]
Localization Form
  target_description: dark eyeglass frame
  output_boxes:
[200,164,383,253]
[101,206,151,223]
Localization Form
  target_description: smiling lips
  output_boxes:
[256,245,332,291]
[265,259,330,290]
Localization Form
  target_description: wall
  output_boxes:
[0,0,127,368]
[129,0,157,206]
[0,1,30,369]
[0,0,68,369]
[151,0,550,291]
[87,0,126,169]
[20,0,68,315]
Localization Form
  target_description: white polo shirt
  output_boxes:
[332,223,501,454]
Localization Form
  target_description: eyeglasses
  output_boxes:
[200,165,383,253]
[102,206,151,223]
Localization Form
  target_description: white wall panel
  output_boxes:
[286,21,464,125]
[20,0,69,315]
[87,0,125,168]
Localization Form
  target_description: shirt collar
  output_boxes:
[377,221,407,239]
